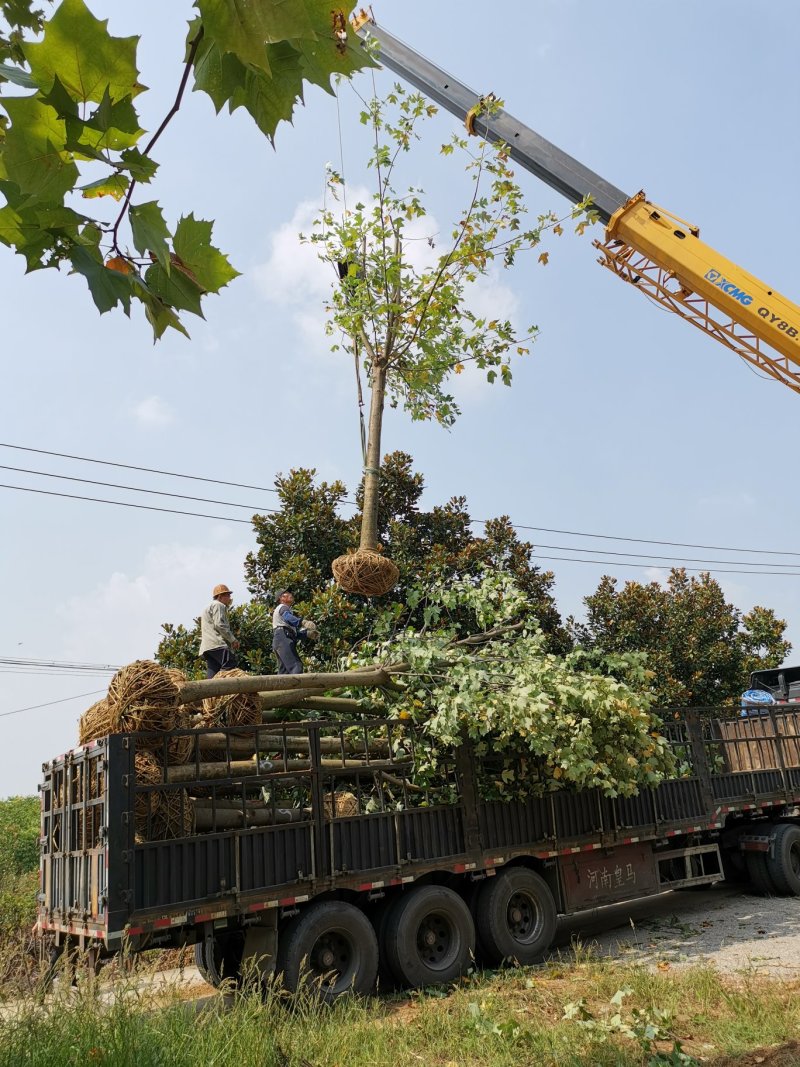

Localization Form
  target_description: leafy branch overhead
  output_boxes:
[0,0,373,338]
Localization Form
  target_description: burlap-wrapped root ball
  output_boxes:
[133,752,192,842]
[332,549,399,597]
[107,659,180,738]
[200,668,262,728]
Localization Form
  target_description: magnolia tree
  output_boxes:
[306,86,595,596]
[0,0,371,337]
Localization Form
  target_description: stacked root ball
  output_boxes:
[78,660,193,843]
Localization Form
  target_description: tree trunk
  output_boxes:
[359,360,388,552]
[177,668,393,705]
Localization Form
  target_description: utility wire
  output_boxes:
[0,689,107,719]
[0,442,284,495]
[531,553,800,576]
[3,441,800,563]
[2,479,798,575]
[0,463,277,513]
[0,482,253,524]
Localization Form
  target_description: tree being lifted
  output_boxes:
[307,86,595,595]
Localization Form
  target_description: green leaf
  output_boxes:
[173,213,239,293]
[195,0,340,70]
[295,29,373,95]
[0,61,36,88]
[1,94,78,202]
[23,0,142,104]
[229,41,304,138]
[144,260,205,317]
[39,74,79,117]
[118,148,158,183]
[69,244,133,313]
[134,282,190,341]
[191,32,246,113]
[129,200,171,271]
[80,173,129,200]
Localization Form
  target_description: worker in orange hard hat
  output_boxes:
[199,583,240,678]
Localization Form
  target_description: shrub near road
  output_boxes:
[0,796,39,938]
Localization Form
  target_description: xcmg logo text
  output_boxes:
[704,269,753,306]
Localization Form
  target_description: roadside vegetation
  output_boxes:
[0,949,798,1066]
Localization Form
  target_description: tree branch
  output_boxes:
[110,26,204,257]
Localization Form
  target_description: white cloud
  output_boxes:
[131,394,176,427]
[55,536,251,663]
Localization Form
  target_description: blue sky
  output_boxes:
[1,0,799,797]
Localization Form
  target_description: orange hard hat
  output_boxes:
[212,584,232,598]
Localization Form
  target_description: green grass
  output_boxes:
[0,953,798,1067]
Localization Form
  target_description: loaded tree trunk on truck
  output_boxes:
[38,703,800,998]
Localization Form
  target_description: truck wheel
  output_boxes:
[383,885,475,989]
[194,930,245,988]
[765,823,800,895]
[745,850,776,895]
[475,867,557,966]
[277,901,378,1003]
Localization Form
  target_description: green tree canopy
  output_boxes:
[570,568,791,707]
[156,450,569,674]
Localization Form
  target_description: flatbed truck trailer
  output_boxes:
[37,706,800,997]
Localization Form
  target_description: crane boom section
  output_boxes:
[354,20,629,223]
[601,196,800,394]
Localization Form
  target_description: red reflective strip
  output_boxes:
[126,927,144,936]
[153,918,172,929]
[452,864,466,874]
[278,897,296,907]
[248,902,268,913]
[357,884,373,893]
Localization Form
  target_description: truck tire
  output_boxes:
[276,901,378,1003]
[745,850,776,895]
[194,930,245,988]
[475,867,556,966]
[383,885,475,989]
[765,823,800,896]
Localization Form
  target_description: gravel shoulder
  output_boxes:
[553,883,800,978]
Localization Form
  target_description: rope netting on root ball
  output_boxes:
[199,668,262,729]
[78,698,116,745]
[332,549,399,597]
[107,659,179,736]
[133,752,192,842]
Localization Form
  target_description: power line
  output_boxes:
[0,689,107,719]
[0,657,121,670]
[0,441,285,495]
[531,553,800,576]
[3,441,800,565]
[476,520,800,559]
[0,464,277,513]
[0,482,253,523]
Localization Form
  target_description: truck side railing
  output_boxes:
[38,706,800,943]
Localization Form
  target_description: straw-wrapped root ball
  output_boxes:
[332,549,399,597]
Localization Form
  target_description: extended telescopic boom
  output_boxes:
[354,13,800,396]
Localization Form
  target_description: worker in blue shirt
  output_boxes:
[271,589,307,674]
